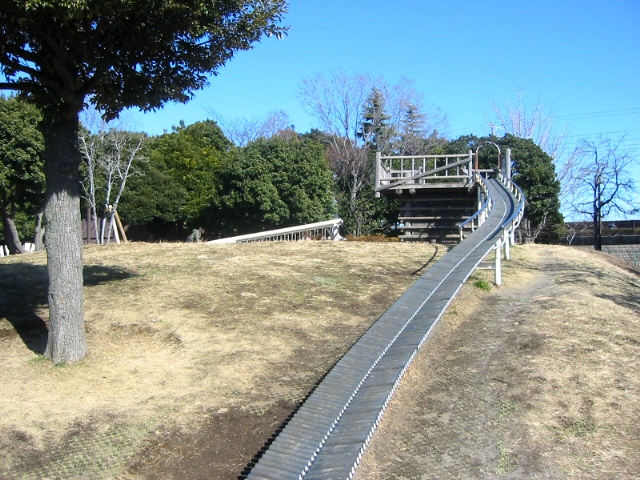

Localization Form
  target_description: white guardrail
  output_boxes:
[458,172,493,241]
[491,173,525,284]
[207,219,345,244]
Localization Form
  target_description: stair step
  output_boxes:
[399,215,470,221]
[385,182,482,243]
[399,207,475,213]
[400,221,464,228]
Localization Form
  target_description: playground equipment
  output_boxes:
[208,219,344,244]
[246,149,525,479]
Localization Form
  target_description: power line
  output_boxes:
[552,107,640,121]
[447,107,640,138]
[564,128,640,139]
[451,107,640,137]
[448,122,487,135]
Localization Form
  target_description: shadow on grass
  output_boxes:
[411,245,441,276]
[0,262,135,355]
[555,263,640,314]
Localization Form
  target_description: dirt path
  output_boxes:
[356,245,639,479]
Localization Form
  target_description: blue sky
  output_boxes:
[128,0,640,218]
[129,0,640,152]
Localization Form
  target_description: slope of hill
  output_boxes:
[0,243,637,479]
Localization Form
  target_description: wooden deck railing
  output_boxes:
[375,151,474,196]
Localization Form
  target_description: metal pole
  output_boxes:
[374,151,381,198]
[503,229,510,261]
[495,242,502,285]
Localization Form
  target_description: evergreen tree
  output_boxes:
[501,135,564,242]
[447,134,564,242]
[0,96,45,252]
[120,120,231,237]
[397,103,445,155]
[358,88,396,153]
[212,136,336,237]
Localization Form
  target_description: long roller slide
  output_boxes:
[247,177,521,480]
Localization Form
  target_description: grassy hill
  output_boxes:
[0,242,638,479]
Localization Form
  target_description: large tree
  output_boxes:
[0,0,287,363]
[358,88,395,153]
[0,95,45,252]
[120,119,231,238]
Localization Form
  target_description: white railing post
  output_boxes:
[495,242,502,285]
[374,151,381,198]
[503,229,510,261]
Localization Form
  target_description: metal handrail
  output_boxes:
[458,173,492,240]
[489,174,526,283]
[498,174,525,231]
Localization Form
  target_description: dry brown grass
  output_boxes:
[510,246,640,478]
[0,241,442,478]
[357,244,640,479]
[1,242,638,479]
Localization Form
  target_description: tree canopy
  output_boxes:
[0,0,288,363]
[446,134,564,243]
[0,0,288,118]
[212,135,336,237]
[0,95,45,251]
[120,120,231,236]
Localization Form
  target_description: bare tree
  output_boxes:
[297,71,447,235]
[568,136,638,250]
[298,71,376,236]
[563,221,590,246]
[490,86,583,217]
[210,110,292,146]
[491,86,568,160]
[79,122,145,244]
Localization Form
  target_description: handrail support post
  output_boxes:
[503,230,510,261]
[495,242,502,285]
[374,151,381,198]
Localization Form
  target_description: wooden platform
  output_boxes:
[374,152,483,244]
[394,186,480,243]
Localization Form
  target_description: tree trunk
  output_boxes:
[41,111,87,364]
[593,214,602,251]
[0,199,27,254]
[34,203,45,251]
